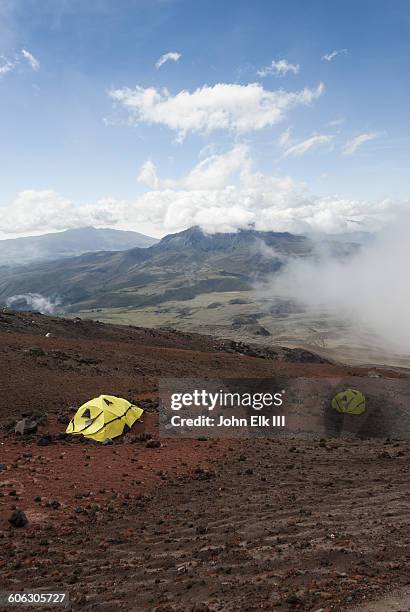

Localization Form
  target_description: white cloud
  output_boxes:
[109,81,324,140]
[0,189,144,240]
[138,145,251,191]
[257,58,300,77]
[0,56,16,75]
[328,117,345,127]
[183,145,250,190]
[6,293,61,314]
[0,48,39,77]
[282,134,334,157]
[155,51,181,69]
[0,190,83,235]
[21,48,40,71]
[278,128,292,148]
[342,132,379,155]
[1,152,405,239]
[272,216,410,353]
[322,49,348,62]
[137,160,160,190]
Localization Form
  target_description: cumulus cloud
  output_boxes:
[183,145,251,190]
[156,184,400,235]
[138,145,250,190]
[322,49,348,62]
[342,132,379,155]
[0,190,131,238]
[109,81,324,140]
[281,133,334,157]
[257,58,300,77]
[1,149,406,239]
[21,48,40,71]
[1,190,82,234]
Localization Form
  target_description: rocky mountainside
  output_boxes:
[0,227,356,311]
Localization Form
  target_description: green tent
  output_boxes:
[331,388,366,415]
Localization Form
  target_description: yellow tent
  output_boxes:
[66,395,143,442]
[331,388,366,415]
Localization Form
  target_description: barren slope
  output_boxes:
[0,311,409,611]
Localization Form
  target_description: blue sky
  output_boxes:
[1,0,409,238]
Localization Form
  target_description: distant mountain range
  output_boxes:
[0,226,158,266]
[0,226,358,312]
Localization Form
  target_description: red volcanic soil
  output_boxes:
[0,311,409,611]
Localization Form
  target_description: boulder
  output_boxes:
[14,418,38,436]
[8,510,28,528]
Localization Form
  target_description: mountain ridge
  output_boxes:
[0,226,158,266]
[0,226,358,311]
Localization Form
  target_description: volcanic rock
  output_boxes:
[14,418,38,436]
[8,510,28,528]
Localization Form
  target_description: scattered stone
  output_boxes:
[37,435,52,447]
[8,510,28,528]
[146,439,161,448]
[133,432,152,442]
[320,558,332,566]
[57,413,69,424]
[39,539,49,546]
[14,418,38,436]
[25,347,45,357]
[34,413,48,426]
[286,593,304,605]
[368,370,381,378]
[193,467,215,481]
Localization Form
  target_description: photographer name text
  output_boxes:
[170,414,286,427]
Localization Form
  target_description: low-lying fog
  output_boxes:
[265,217,410,354]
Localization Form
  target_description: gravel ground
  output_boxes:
[1,311,409,611]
